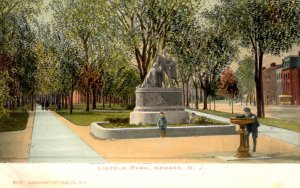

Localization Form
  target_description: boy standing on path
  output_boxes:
[157,112,167,138]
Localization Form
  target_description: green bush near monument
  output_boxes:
[97,118,229,128]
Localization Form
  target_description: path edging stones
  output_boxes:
[90,122,236,139]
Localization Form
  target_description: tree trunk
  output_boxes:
[255,49,265,117]
[182,81,185,106]
[102,92,105,108]
[185,82,189,107]
[249,93,252,105]
[203,89,208,110]
[86,92,90,112]
[61,94,65,109]
[195,84,199,109]
[246,94,249,106]
[213,97,216,111]
[17,96,20,108]
[231,97,234,114]
[31,95,34,111]
[70,79,74,115]
[31,84,35,111]
[109,95,112,108]
[92,87,97,110]
[64,94,68,109]
[199,87,203,103]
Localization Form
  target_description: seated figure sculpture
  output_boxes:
[140,53,178,88]
[141,62,164,88]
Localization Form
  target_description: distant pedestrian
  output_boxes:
[157,112,167,138]
[56,102,61,111]
[45,100,49,111]
[41,101,45,110]
[238,107,260,152]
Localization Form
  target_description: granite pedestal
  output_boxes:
[130,88,188,125]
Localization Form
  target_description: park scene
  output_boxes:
[1,0,300,164]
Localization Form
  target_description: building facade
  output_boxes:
[281,56,300,105]
[275,66,282,105]
[262,63,282,105]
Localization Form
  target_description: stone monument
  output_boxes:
[130,53,188,125]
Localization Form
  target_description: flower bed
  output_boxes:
[90,122,236,139]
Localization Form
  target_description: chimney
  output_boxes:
[270,62,276,67]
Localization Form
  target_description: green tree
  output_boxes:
[0,0,42,114]
[236,56,255,106]
[208,0,300,117]
[0,71,11,117]
[193,27,237,110]
[50,0,109,112]
[220,68,239,114]
[111,0,196,82]
[0,0,42,53]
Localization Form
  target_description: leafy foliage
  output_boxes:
[235,56,255,100]
[111,0,196,81]
[206,0,300,117]
[220,68,239,99]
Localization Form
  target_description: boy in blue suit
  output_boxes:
[239,107,260,152]
[157,112,167,138]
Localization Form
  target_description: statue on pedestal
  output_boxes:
[131,50,187,125]
[140,53,179,88]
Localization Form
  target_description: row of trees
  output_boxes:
[0,0,43,116]
[168,0,300,117]
[1,0,300,118]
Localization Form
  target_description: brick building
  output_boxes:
[262,63,282,105]
[275,66,282,104]
[281,55,300,105]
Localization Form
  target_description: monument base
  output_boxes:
[130,111,188,125]
[130,87,188,125]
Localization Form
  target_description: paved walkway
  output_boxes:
[29,106,106,163]
[186,109,300,146]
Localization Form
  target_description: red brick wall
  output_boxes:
[291,69,300,105]
[282,68,300,105]
[263,67,279,105]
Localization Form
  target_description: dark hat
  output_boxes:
[243,107,251,112]
[160,112,164,114]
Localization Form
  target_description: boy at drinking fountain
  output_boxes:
[237,107,260,152]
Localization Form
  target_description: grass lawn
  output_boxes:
[56,103,130,126]
[198,109,300,132]
[198,109,240,118]
[57,110,130,126]
[0,111,29,132]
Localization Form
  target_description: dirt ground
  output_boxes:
[0,112,34,163]
[1,109,300,163]
[56,113,300,163]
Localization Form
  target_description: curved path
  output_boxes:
[186,109,300,146]
[29,106,106,163]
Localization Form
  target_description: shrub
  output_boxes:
[195,116,207,124]
[124,104,135,110]
[104,117,130,124]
